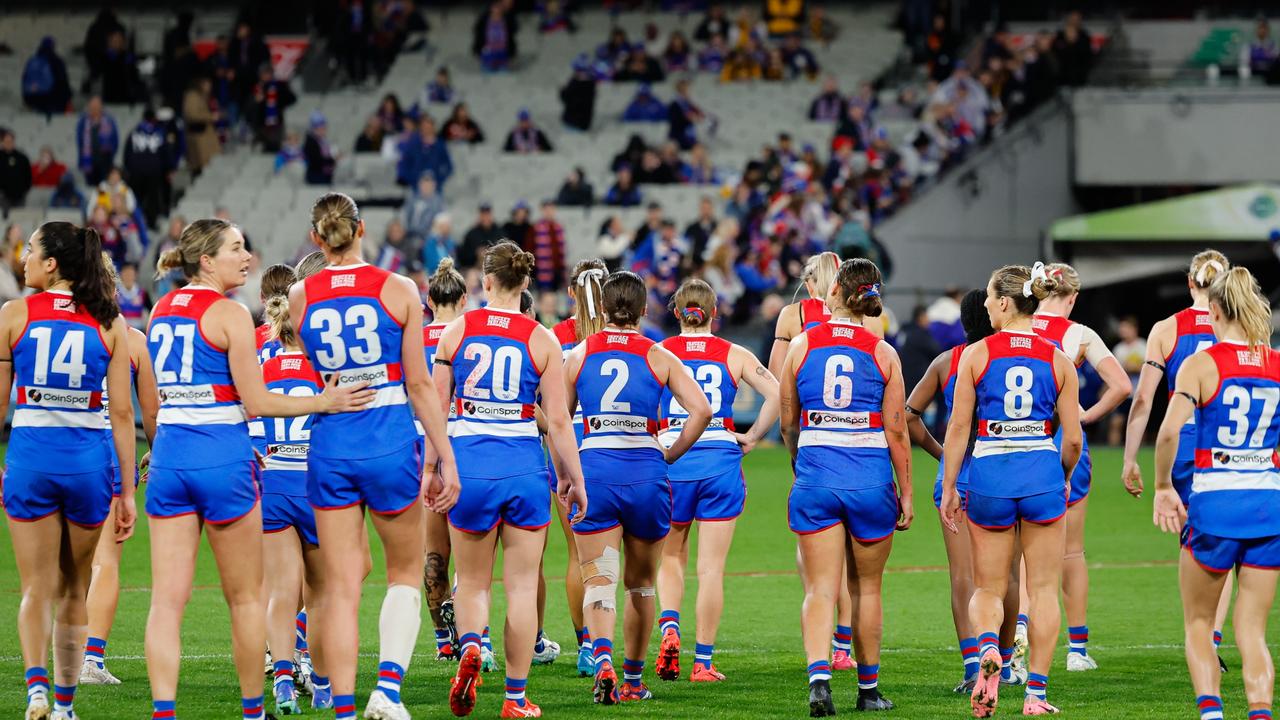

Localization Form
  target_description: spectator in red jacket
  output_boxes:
[30,146,68,188]
[526,200,566,292]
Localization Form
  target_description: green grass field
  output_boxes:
[0,446,1274,718]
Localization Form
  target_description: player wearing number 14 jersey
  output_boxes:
[655,279,780,684]
[293,193,459,720]
[940,263,1081,717]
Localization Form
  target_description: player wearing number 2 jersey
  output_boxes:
[1153,267,1279,720]
[655,279,780,684]
[146,218,370,720]
[290,193,459,720]
[433,242,586,719]
[0,222,136,720]
[564,271,711,706]
[779,259,911,717]
[941,263,1081,717]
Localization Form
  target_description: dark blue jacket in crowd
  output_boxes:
[396,133,453,188]
[123,120,172,180]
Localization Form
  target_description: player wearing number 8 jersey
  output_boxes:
[1153,267,1280,720]
[779,258,912,717]
[0,222,136,720]
[145,218,371,720]
[290,193,459,720]
[941,263,1081,717]
[434,241,587,718]
[655,279,780,684]
[564,271,711,706]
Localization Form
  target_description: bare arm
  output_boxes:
[1121,318,1173,496]
[654,345,712,463]
[766,303,799,382]
[1054,349,1083,480]
[905,350,948,460]
[732,343,779,452]
[128,327,159,446]
[105,317,137,541]
[0,300,22,430]
[877,341,913,531]
[1152,353,1207,535]
[940,344,981,533]
[1081,344,1132,424]
[393,276,459,512]
[532,328,587,523]
[778,335,806,461]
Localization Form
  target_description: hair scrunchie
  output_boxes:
[1022,262,1048,297]
[680,305,707,325]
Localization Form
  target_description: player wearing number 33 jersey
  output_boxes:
[298,262,423,514]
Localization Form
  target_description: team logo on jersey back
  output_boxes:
[588,414,651,432]
[328,364,390,387]
[267,443,310,459]
[1009,336,1033,350]
[487,315,511,329]
[607,334,630,345]
[831,326,855,339]
[282,358,303,371]
[686,340,706,352]
[461,399,526,419]
[331,274,356,288]
[806,410,874,429]
[983,420,1049,437]
[1209,448,1277,471]
[52,296,75,312]
[1236,351,1263,367]
[172,294,192,307]
[158,385,217,404]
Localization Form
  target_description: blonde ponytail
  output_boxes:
[1207,267,1273,349]
[264,295,298,350]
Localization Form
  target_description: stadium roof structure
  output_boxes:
[1049,183,1280,287]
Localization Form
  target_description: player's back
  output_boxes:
[261,352,323,485]
[148,285,252,469]
[577,328,665,475]
[298,263,416,459]
[793,321,888,488]
[799,297,830,331]
[969,331,1062,497]
[9,291,113,472]
[659,333,741,479]
[448,307,545,478]
[1190,343,1280,538]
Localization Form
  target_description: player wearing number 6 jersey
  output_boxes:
[941,263,1081,717]
[0,222,136,720]
[290,193,460,720]
[779,258,912,717]
[145,218,371,720]
[434,241,586,719]
[1123,250,1232,673]
[1153,267,1280,720]
[258,293,328,715]
[655,279,780,684]
[564,271,711,706]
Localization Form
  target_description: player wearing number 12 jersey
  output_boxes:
[0,222,136,720]
[941,263,1081,717]
[146,219,368,720]
[434,242,586,719]
[779,259,912,717]
[655,279,780,684]
[565,271,711,706]
[291,193,459,720]
[1153,267,1279,720]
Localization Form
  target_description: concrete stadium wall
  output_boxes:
[1073,88,1280,185]
[876,99,1077,318]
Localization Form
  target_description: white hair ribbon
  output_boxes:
[1022,261,1048,297]
[1195,259,1225,286]
[577,268,606,319]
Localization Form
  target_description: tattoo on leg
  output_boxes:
[424,551,449,626]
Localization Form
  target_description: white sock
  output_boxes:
[378,584,422,673]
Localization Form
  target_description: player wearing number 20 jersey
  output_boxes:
[147,284,259,523]
[298,263,423,514]
[446,307,549,533]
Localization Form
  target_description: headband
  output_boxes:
[576,268,606,319]
[1195,259,1225,286]
[1022,261,1047,298]
[680,305,708,325]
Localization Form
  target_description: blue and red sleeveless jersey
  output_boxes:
[554,317,586,438]
[8,291,112,472]
[298,264,417,460]
[1189,343,1280,539]
[259,352,323,494]
[101,345,138,467]
[576,329,664,459]
[448,308,544,479]
[1034,313,1091,458]
[934,344,965,485]
[1168,307,1217,464]
[970,331,1061,497]
[793,321,889,489]
[424,322,447,370]
[799,297,830,331]
[659,333,741,480]
[148,285,253,469]
[256,323,283,365]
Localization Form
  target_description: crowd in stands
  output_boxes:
[3,1,1104,336]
